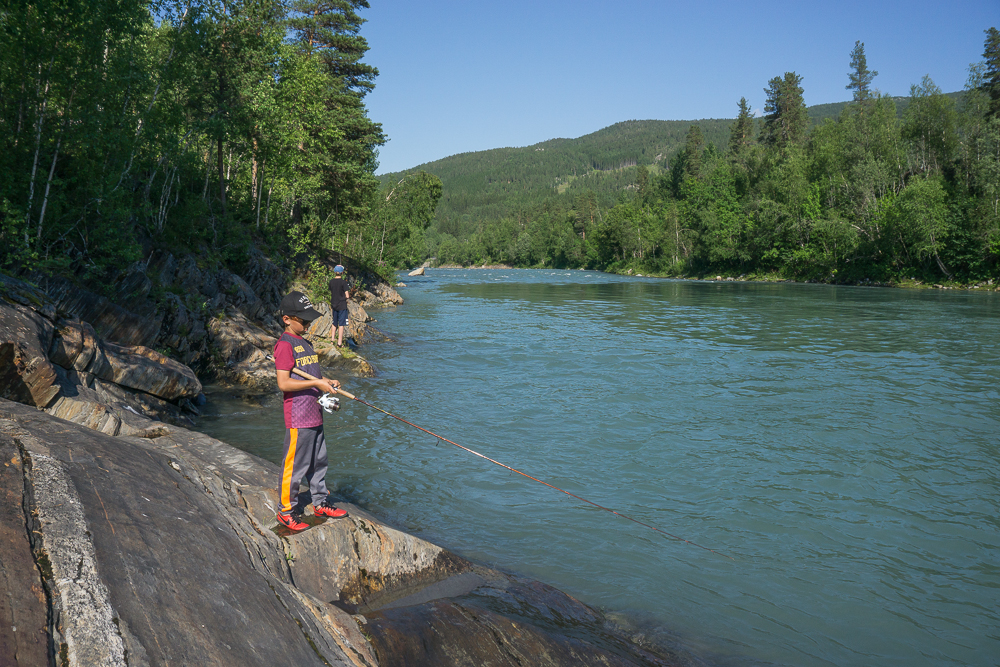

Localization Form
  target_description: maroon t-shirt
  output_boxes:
[274,332,323,428]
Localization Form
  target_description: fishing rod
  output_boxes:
[292,367,734,561]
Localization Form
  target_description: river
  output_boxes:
[195,269,1000,666]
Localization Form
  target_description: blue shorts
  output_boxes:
[332,309,349,327]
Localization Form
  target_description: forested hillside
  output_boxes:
[389,36,1000,284]
[806,91,963,123]
[0,0,442,288]
[381,94,967,255]
[380,119,732,237]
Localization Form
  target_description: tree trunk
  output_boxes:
[379,215,387,264]
[202,144,211,201]
[157,167,178,232]
[25,77,52,246]
[251,137,258,204]
[218,135,226,216]
[14,79,26,144]
[930,231,954,280]
[255,158,264,229]
[263,169,275,227]
[37,133,63,241]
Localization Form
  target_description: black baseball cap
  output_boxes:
[280,291,322,320]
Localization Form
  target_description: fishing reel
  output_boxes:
[318,393,340,413]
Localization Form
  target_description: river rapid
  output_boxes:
[195,269,1000,666]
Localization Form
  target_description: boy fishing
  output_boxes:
[273,291,349,531]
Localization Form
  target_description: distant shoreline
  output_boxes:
[434,263,515,270]
[418,265,999,292]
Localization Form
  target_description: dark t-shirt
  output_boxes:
[328,277,348,311]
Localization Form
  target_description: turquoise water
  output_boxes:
[197,269,1000,666]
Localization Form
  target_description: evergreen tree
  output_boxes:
[846,40,878,104]
[682,124,704,179]
[635,165,650,202]
[286,0,379,97]
[283,0,386,233]
[761,72,808,149]
[574,191,599,241]
[982,27,1000,118]
[729,97,754,154]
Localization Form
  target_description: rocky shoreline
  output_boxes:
[1,260,702,666]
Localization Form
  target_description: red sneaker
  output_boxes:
[276,512,309,531]
[313,500,348,518]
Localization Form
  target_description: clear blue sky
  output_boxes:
[362,0,997,174]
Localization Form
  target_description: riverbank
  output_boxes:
[602,267,1000,292]
[435,262,516,269]
[0,264,695,666]
[429,262,1000,292]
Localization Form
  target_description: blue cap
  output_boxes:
[334,265,344,273]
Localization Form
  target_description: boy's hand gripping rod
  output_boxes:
[290,366,734,560]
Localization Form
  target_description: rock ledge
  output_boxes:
[0,400,698,666]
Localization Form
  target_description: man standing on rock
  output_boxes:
[328,264,350,348]
[273,291,349,531]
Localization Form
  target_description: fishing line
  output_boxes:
[292,367,734,560]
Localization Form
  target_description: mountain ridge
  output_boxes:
[379,92,963,236]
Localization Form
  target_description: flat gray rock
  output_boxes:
[0,400,362,667]
[0,398,699,667]
[0,435,50,665]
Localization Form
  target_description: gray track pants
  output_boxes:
[278,425,329,515]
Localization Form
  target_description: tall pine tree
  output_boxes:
[286,0,379,97]
[682,124,705,179]
[846,40,878,104]
[760,72,808,149]
[284,0,385,232]
[982,27,1000,118]
[729,97,754,154]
